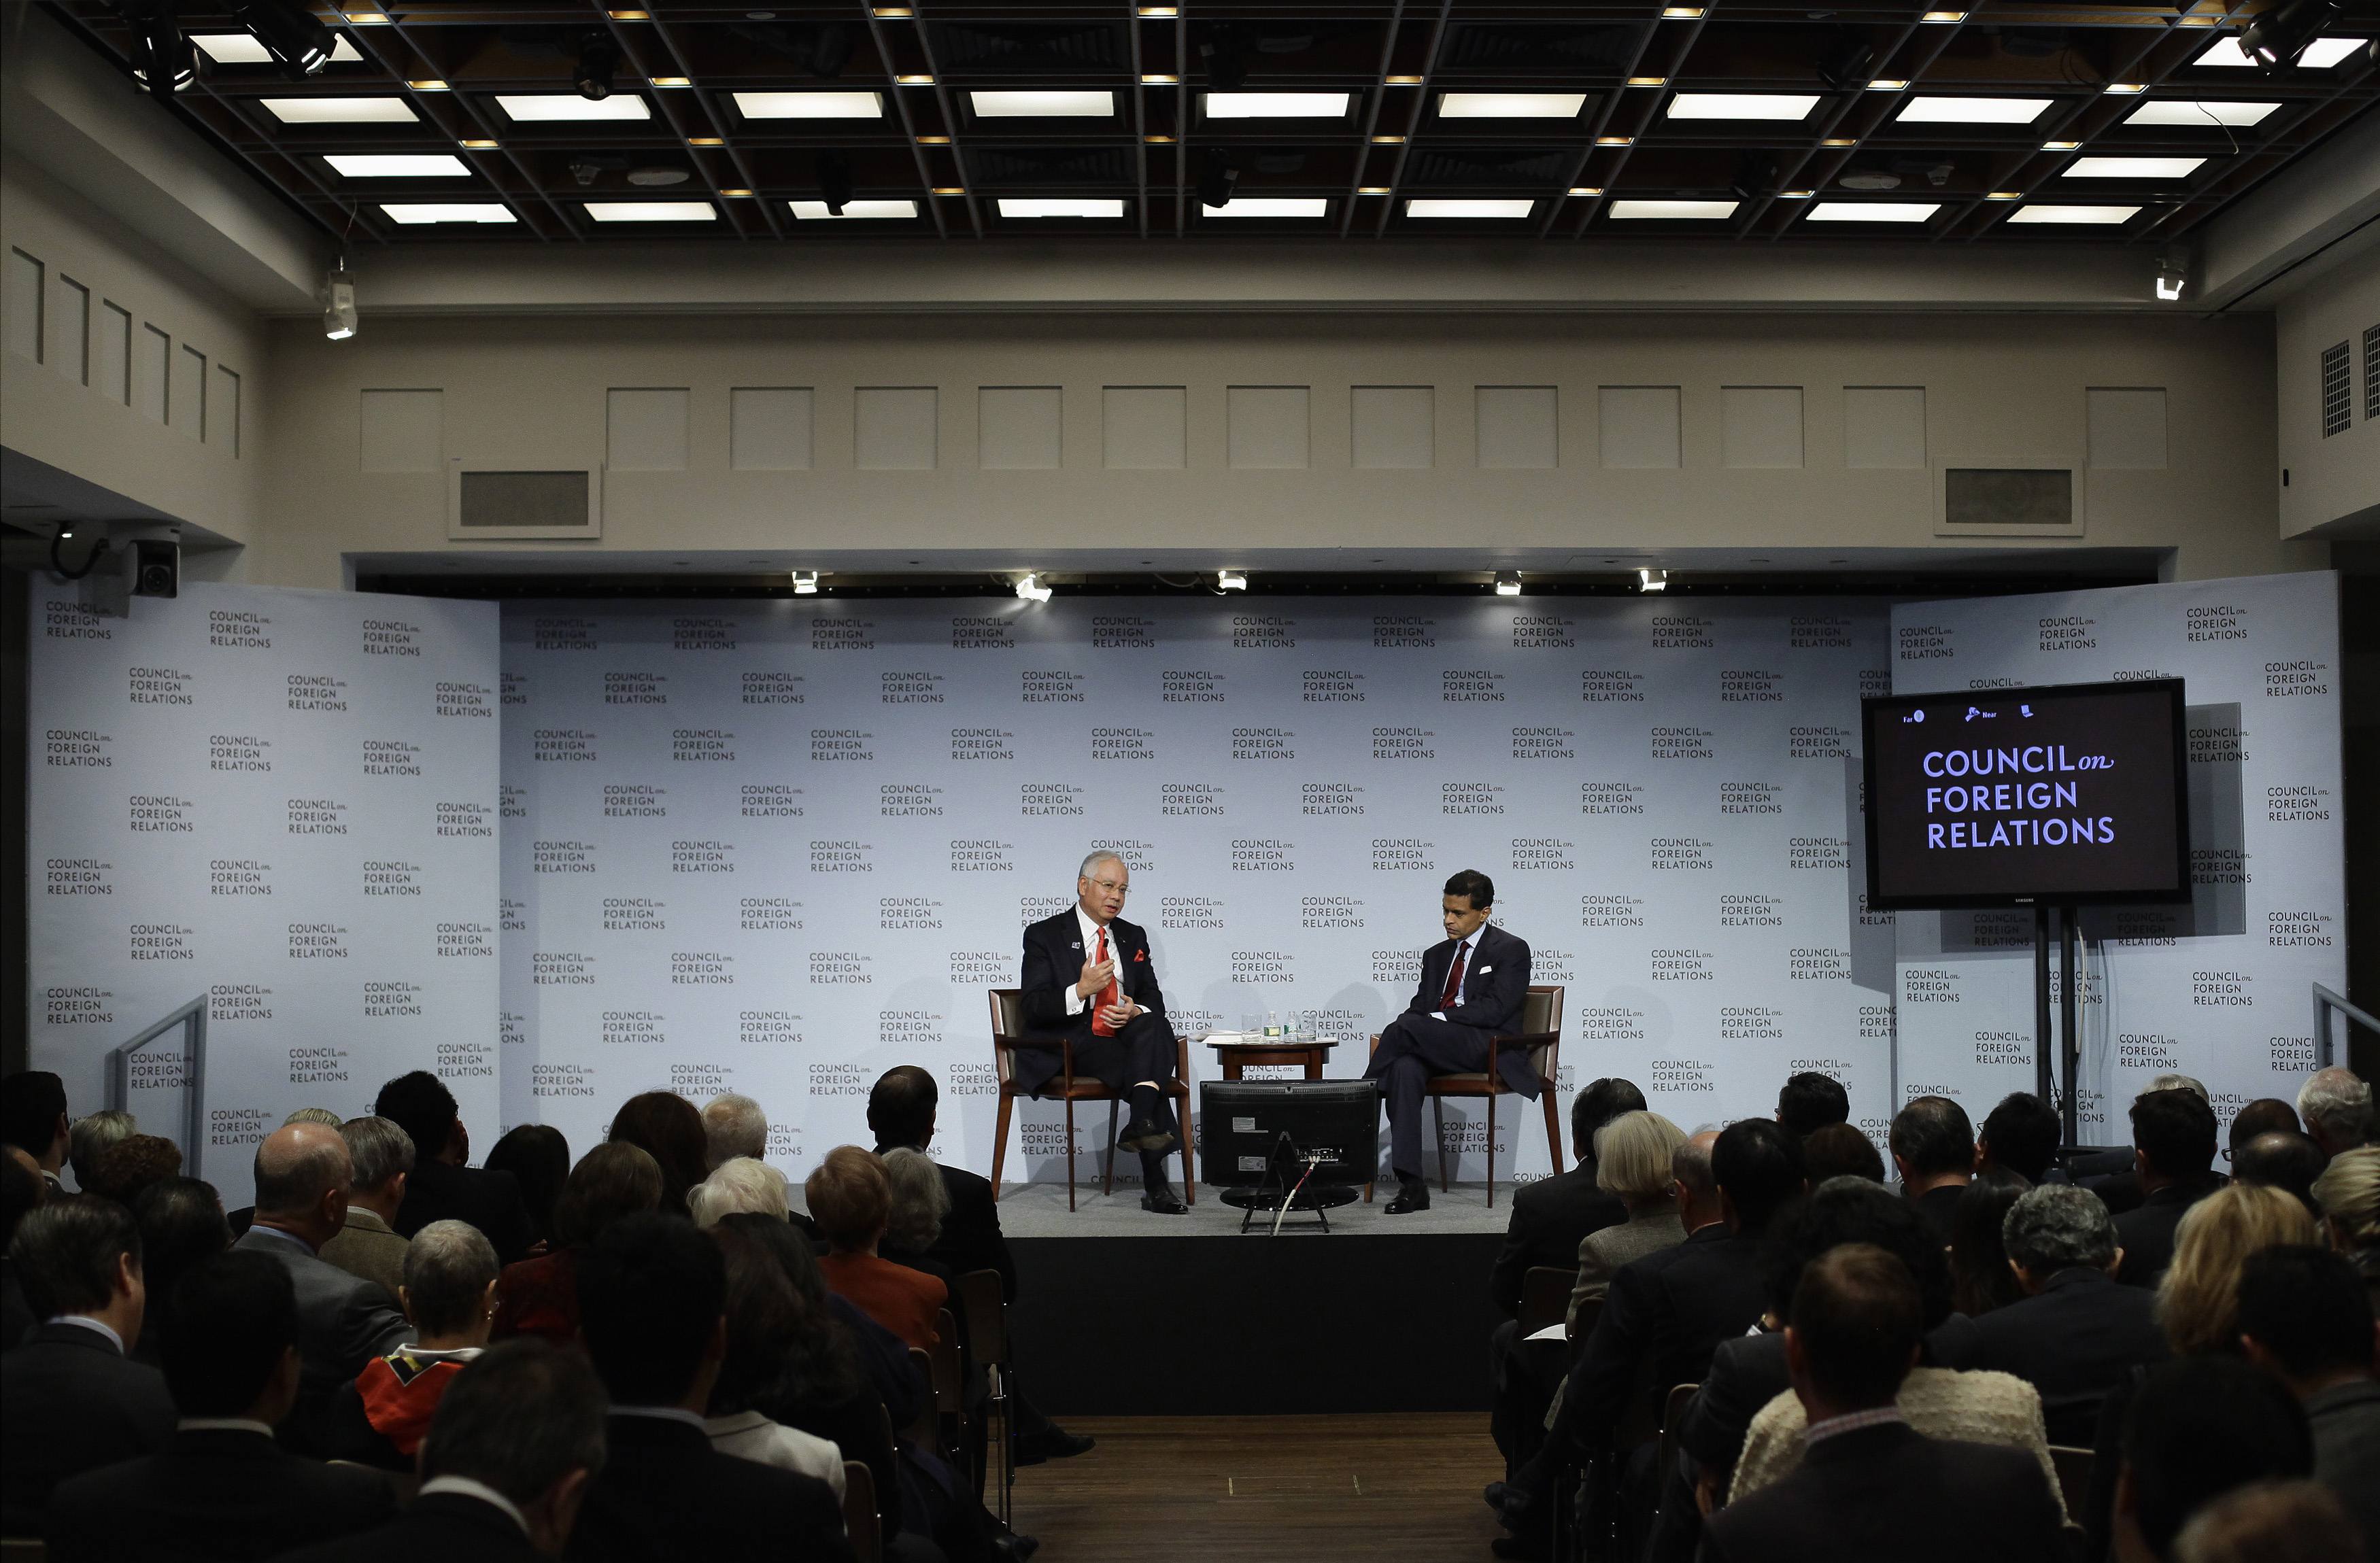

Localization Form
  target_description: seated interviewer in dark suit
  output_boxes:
[564,1213,854,1563]
[0,1196,175,1534]
[1700,1243,2066,1563]
[1017,850,1188,1213]
[375,1071,536,1264]
[1363,868,1534,1214]
[48,1250,393,1562]
[2112,1087,2226,1289]
[1936,1183,2168,1445]
[272,1338,611,1563]
[226,1123,411,1454]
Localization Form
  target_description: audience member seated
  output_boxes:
[702,1093,770,1170]
[2,1195,176,1534]
[2234,1244,2380,1559]
[568,1212,854,1563]
[1567,1114,1695,1323]
[1800,1122,1884,1185]
[1490,1076,1641,1318]
[274,1339,610,1562]
[1496,1118,1805,1547]
[494,1141,662,1345]
[1890,1095,1976,1244]
[1946,1170,2030,1318]
[1773,1071,1849,1139]
[319,1116,414,1298]
[2228,1097,2303,1156]
[1,1148,44,1348]
[811,1146,947,1352]
[2313,1146,2380,1305]
[45,1250,395,1561]
[1977,1092,2062,1184]
[2234,1129,2328,1216]
[337,1219,502,1466]
[1665,1175,1962,1563]
[880,1147,957,1290]
[2172,1481,2365,1563]
[1949,1182,2166,1444]
[704,1224,847,1497]
[2118,1086,2228,1288]
[67,1110,136,1195]
[2300,1067,2375,1162]
[1701,1244,2066,1563]
[284,1108,345,1129]
[607,1091,711,1220]
[2112,1356,2313,1563]
[228,1122,411,1452]
[2,1069,73,1195]
[374,1071,536,1264]
[484,1124,572,1252]
[127,1175,231,1367]
[691,1157,793,1228]
[88,1134,184,1207]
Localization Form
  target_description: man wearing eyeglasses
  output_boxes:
[1017,850,1188,1214]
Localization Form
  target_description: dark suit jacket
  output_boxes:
[1015,910,1171,1096]
[228,1229,410,1454]
[2307,1379,2380,1563]
[1563,1224,1764,1448]
[0,1321,177,1534]
[269,1492,539,1563]
[564,1413,856,1563]
[1934,1266,2169,1445]
[47,1426,395,1561]
[1406,923,1537,1096]
[2113,1174,2225,1288]
[0,1259,31,1351]
[393,1160,535,1266]
[1701,1422,2066,1563]
[1489,1158,1626,1318]
[1911,1182,1968,1247]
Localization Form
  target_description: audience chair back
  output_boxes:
[1652,1383,1700,1532]
[1520,1265,1577,1336]
[1567,1297,1603,1368]
[986,987,1195,1211]
[905,1347,942,1454]
[1365,984,1566,1207]
[842,1460,879,1563]
[931,1307,964,1440]
[2048,1445,2094,1526]
[959,1268,1015,1524]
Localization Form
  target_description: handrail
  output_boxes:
[104,995,207,1178]
[2314,984,2378,1071]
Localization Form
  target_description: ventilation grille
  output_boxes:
[1406,147,1576,188]
[1944,467,2074,529]
[2322,341,2351,437]
[2365,324,2378,422]
[456,470,591,529]
[930,22,1127,73]
[972,145,1134,188]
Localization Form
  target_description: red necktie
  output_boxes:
[1090,927,1123,1036]
[1440,941,1467,1009]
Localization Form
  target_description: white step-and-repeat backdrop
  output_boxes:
[26,579,502,1206]
[1890,572,2345,1139]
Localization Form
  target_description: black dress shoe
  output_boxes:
[1385,1184,1431,1214]
[1014,1428,1096,1466]
[1482,1481,1508,1513]
[1117,1119,1177,1155]
[989,1527,1040,1562]
[1140,1186,1189,1214]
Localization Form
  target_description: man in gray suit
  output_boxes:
[231,1122,411,1454]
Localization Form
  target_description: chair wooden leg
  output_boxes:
[1064,1098,1076,1213]
[1179,1102,1196,1205]
[1541,1086,1563,1170]
[1486,1090,1499,1209]
[991,1089,1014,1201]
[1103,1099,1118,1197]
[1433,1093,1449,1194]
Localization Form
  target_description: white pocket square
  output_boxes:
[1478,965,1493,974]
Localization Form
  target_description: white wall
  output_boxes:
[251,308,2314,588]
[2276,244,2380,538]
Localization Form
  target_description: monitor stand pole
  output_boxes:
[2032,906,2054,1110]
[2058,904,2082,1146]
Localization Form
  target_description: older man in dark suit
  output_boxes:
[1701,1244,2066,1563]
[229,1122,411,1454]
[0,1195,176,1534]
[1364,869,1534,1215]
[1017,849,1187,1214]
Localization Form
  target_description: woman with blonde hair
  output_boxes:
[2310,1145,2380,1306]
[1566,1110,1690,1324]
[2157,1182,2320,1356]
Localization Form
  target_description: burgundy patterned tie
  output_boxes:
[1440,941,1467,1009]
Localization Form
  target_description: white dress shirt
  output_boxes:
[704,1411,849,1500]
[1429,925,1486,1022]
[419,1476,530,1536]
[1067,906,1132,1018]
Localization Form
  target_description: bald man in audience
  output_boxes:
[230,1122,411,1453]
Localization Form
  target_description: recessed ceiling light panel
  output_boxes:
[2123,99,2280,126]
[194,33,363,63]
[2296,38,2366,68]
[496,95,653,122]
[381,203,516,224]
[583,201,717,221]
[2062,156,2207,178]
[328,153,471,177]
[1203,91,1352,118]
[1895,96,2052,124]
[997,198,1127,218]
[1404,198,1534,218]
[2007,204,2141,224]
[2189,35,2353,67]
[970,89,1116,116]
[789,200,919,219]
[1804,201,1939,222]
[1665,93,1819,120]
[1202,197,1329,218]
[1436,91,1587,118]
[1609,199,1739,219]
[733,91,883,118]
[262,97,418,123]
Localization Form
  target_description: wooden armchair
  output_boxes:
[987,988,1195,1210]
[1367,984,1566,1207]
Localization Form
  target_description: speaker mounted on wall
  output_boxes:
[1931,454,2081,538]
[446,460,604,540]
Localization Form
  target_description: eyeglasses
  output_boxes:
[1086,878,1129,895]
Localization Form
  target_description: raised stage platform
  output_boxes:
[997,1180,1509,1417]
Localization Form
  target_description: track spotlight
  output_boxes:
[1637,568,1668,593]
[791,570,819,594]
[1216,569,1248,591]
[816,152,855,216]
[1816,29,1878,91]
[126,12,197,102]
[1015,572,1054,602]
[2154,254,2187,303]
[320,266,357,341]
[1199,148,1240,209]
[2241,0,2342,69]
[1495,572,1523,597]
[233,0,335,77]
[575,33,621,100]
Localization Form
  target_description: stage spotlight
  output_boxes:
[234,0,335,77]
[1495,571,1523,596]
[790,570,819,594]
[127,14,197,101]
[1217,568,1248,591]
[1200,148,1240,208]
[575,33,621,100]
[1637,568,1668,593]
[1816,29,1877,92]
[1015,572,1054,602]
[320,267,358,340]
[2154,254,2187,302]
[2241,0,2342,69]
[816,151,855,216]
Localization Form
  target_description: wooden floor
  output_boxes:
[1009,1414,1507,1562]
